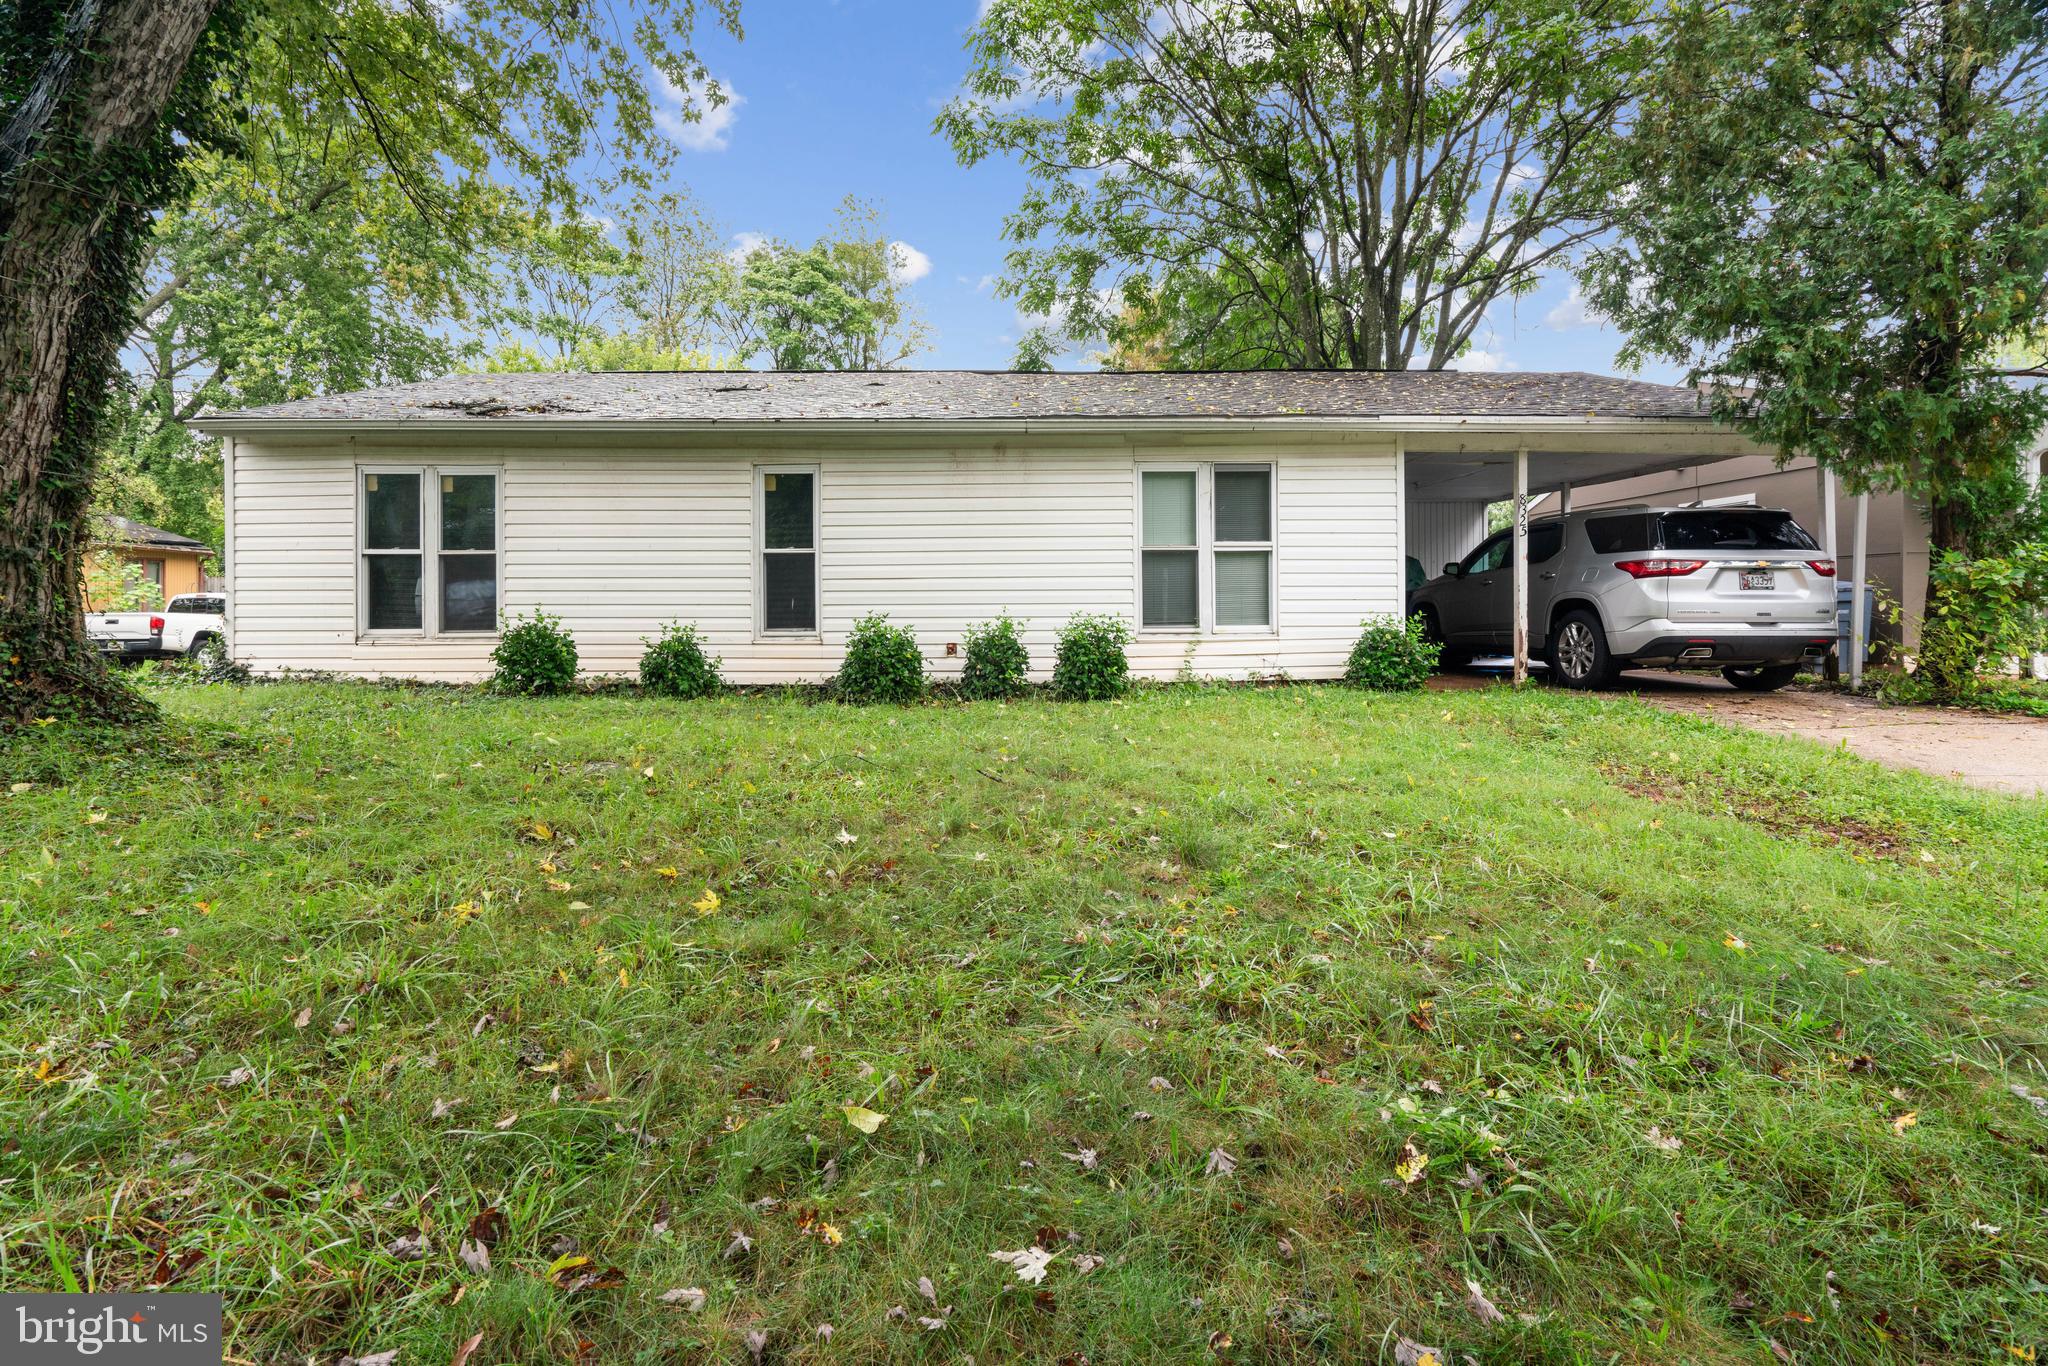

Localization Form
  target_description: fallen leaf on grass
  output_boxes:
[693,888,721,914]
[449,1331,484,1366]
[385,1232,428,1262]
[841,1105,888,1134]
[340,1353,399,1366]
[659,1287,707,1311]
[1062,1148,1099,1170]
[745,1330,767,1362]
[917,1275,939,1305]
[432,1097,463,1119]
[1464,1279,1506,1325]
[724,1230,753,1259]
[1148,1076,1175,1092]
[293,1007,312,1030]
[221,1066,255,1088]
[458,1239,490,1274]
[1073,1254,1104,1274]
[835,828,858,846]
[1392,1142,1430,1186]
[989,1246,1057,1283]
[1644,1126,1683,1153]
[1722,934,1748,952]
[1892,1110,1918,1135]
[1393,1338,1442,1366]
[493,1113,519,1130]
[1204,1147,1236,1177]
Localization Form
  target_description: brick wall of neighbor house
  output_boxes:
[226,430,1402,684]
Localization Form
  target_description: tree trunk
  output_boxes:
[0,0,220,724]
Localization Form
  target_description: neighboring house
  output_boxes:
[190,370,1767,684]
[85,517,215,610]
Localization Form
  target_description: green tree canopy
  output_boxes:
[1582,0,2048,563]
[939,0,1651,370]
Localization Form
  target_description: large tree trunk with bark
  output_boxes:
[0,0,220,724]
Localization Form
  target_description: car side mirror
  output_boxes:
[1443,562,1462,578]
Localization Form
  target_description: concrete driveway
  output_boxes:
[1435,668,2048,796]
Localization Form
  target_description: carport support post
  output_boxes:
[1850,492,1871,692]
[1818,465,1839,681]
[1512,445,1530,685]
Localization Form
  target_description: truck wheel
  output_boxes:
[1722,664,1801,693]
[1547,609,1617,689]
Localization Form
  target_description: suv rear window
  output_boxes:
[1656,510,1818,552]
[1584,514,1652,554]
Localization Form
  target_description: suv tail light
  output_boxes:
[1613,559,1706,579]
[1806,559,1837,577]
[148,615,165,633]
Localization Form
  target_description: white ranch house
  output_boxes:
[191,370,1773,685]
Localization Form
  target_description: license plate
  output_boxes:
[1740,570,1775,590]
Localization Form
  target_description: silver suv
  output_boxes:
[1409,505,1839,691]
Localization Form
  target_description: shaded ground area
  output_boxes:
[1432,668,2048,796]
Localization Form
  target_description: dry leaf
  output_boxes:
[385,1232,428,1262]
[293,1007,313,1030]
[989,1246,1057,1283]
[1722,934,1748,952]
[1394,1338,1443,1366]
[842,1105,888,1134]
[1073,1254,1104,1274]
[458,1239,490,1274]
[693,888,721,914]
[432,1097,462,1119]
[1062,1148,1099,1170]
[1148,1076,1174,1092]
[835,828,858,845]
[1464,1279,1506,1325]
[724,1229,753,1259]
[1644,1126,1683,1153]
[221,1065,255,1088]
[493,1112,519,1130]
[1204,1147,1237,1177]
[1393,1141,1430,1185]
[917,1276,938,1305]
[340,1353,399,1366]
[449,1331,484,1366]
[659,1287,707,1311]
[1892,1110,1919,1135]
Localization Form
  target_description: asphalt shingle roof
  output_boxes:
[104,517,213,552]
[203,369,1711,424]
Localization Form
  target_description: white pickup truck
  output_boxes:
[86,593,227,661]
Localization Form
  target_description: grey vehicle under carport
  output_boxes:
[1409,505,1840,691]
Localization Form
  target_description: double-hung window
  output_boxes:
[758,466,819,635]
[360,467,500,635]
[1139,463,1275,632]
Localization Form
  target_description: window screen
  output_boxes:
[761,471,817,632]
[1142,471,1198,629]
[363,472,423,630]
[1213,466,1272,627]
[439,474,496,630]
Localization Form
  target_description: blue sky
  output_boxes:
[654,0,1678,380]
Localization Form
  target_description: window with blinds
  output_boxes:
[361,468,498,635]
[1139,463,1275,632]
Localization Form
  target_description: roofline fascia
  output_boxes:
[186,414,1731,440]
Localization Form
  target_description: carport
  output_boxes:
[1399,419,1874,685]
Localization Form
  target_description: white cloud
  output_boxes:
[974,273,999,293]
[1449,346,1515,372]
[652,71,743,152]
[888,241,932,285]
[1545,284,1597,330]
[728,231,772,264]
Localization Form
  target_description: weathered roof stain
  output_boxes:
[207,369,1711,424]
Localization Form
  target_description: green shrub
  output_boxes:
[959,615,1031,699]
[1344,614,1441,691]
[834,613,925,703]
[1919,543,2048,699]
[1052,612,1131,701]
[639,622,722,699]
[491,609,579,695]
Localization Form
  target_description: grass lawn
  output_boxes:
[3,680,2046,1364]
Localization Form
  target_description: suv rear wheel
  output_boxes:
[1722,663,1801,693]
[1548,609,1617,689]
[1416,606,1469,669]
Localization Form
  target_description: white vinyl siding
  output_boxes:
[227,433,1399,683]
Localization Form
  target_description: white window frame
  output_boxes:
[1134,461,1278,636]
[356,464,503,640]
[755,463,821,639]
